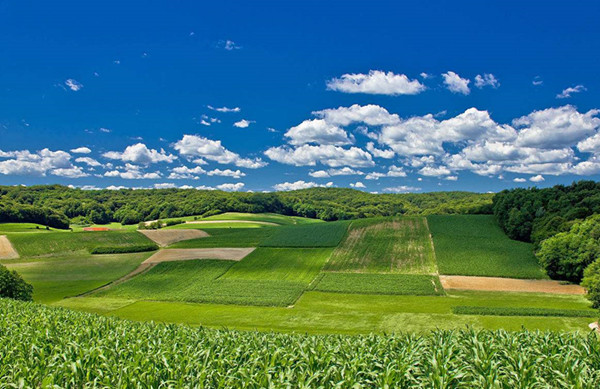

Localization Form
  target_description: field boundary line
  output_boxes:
[423,217,440,276]
[77,263,158,297]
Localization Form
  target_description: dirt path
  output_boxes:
[138,229,209,246]
[0,235,19,259]
[143,248,255,263]
[185,220,279,226]
[440,275,585,295]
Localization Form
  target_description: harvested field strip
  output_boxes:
[427,215,546,279]
[168,228,275,248]
[138,229,209,246]
[440,275,585,294]
[452,306,597,318]
[221,248,333,284]
[313,273,444,296]
[143,248,255,263]
[325,217,436,274]
[260,221,350,247]
[98,260,305,307]
[0,235,19,259]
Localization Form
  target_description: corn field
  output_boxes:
[1,298,599,388]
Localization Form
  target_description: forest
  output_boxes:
[0,185,493,228]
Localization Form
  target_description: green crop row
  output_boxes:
[313,273,444,296]
[2,298,600,387]
[260,220,350,247]
[453,305,598,318]
[90,243,158,254]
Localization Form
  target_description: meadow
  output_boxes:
[427,215,547,279]
[325,217,436,274]
[2,298,600,388]
[168,227,276,248]
[6,230,154,257]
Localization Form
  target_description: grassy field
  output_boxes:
[59,290,595,334]
[6,230,154,257]
[313,273,443,295]
[168,227,276,248]
[97,259,306,306]
[260,220,350,247]
[0,223,66,233]
[165,221,272,229]
[70,222,138,232]
[325,217,436,274]
[222,248,333,284]
[2,252,151,303]
[4,298,600,388]
[427,215,546,279]
[203,212,323,225]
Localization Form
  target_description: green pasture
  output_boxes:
[261,220,350,247]
[427,215,546,279]
[0,223,65,233]
[168,227,276,248]
[313,273,443,295]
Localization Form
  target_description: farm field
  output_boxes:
[4,298,599,387]
[427,215,547,279]
[2,213,595,335]
[325,217,436,274]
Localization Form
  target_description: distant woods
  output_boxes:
[0,185,493,228]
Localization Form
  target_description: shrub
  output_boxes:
[0,264,33,301]
[164,219,184,227]
[582,259,600,309]
[90,244,158,254]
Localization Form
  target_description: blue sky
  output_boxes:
[1,0,599,193]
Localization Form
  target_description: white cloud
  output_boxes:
[173,135,267,169]
[420,72,432,79]
[418,165,451,177]
[284,119,353,146]
[309,167,364,177]
[474,74,500,88]
[513,177,527,182]
[0,148,86,177]
[309,170,330,178]
[350,181,366,188]
[65,79,83,91]
[75,157,102,167]
[208,105,241,113]
[154,183,177,189]
[530,174,545,182]
[99,128,111,133]
[71,147,91,154]
[233,119,254,128]
[103,143,177,165]
[556,85,586,99]
[273,180,333,191]
[168,165,206,179]
[326,70,426,95]
[207,168,245,178]
[313,104,400,127]
[365,165,407,180]
[366,142,394,159]
[104,164,162,180]
[216,182,245,191]
[442,71,470,95]
[532,76,543,86]
[220,40,240,51]
[264,144,374,168]
[383,185,421,193]
[514,106,600,149]
[444,176,458,181]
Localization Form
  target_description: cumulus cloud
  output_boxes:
[71,147,91,154]
[65,79,83,91]
[173,135,267,169]
[350,181,366,188]
[530,174,545,182]
[273,180,334,191]
[513,178,527,182]
[168,165,206,179]
[218,40,240,51]
[308,167,364,177]
[474,74,500,88]
[265,144,374,168]
[383,185,421,193]
[556,85,586,99]
[75,157,102,167]
[103,143,177,165]
[233,119,254,128]
[0,148,88,177]
[104,164,161,179]
[326,70,426,95]
[208,105,241,113]
[216,182,245,191]
[284,119,353,146]
[442,71,470,94]
[207,168,245,178]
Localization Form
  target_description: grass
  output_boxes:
[260,220,350,247]
[70,222,138,232]
[4,299,600,387]
[221,248,333,284]
[312,273,444,295]
[89,243,158,254]
[97,259,306,306]
[6,230,154,257]
[427,215,546,279]
[325,217,436,274]
[58,290,595,334]
[0,223,65,233]
[203,212,323,225]
[3,252,151,303]
[168,227,276,248]
[452,306,598,318]
[165,221,272,229]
